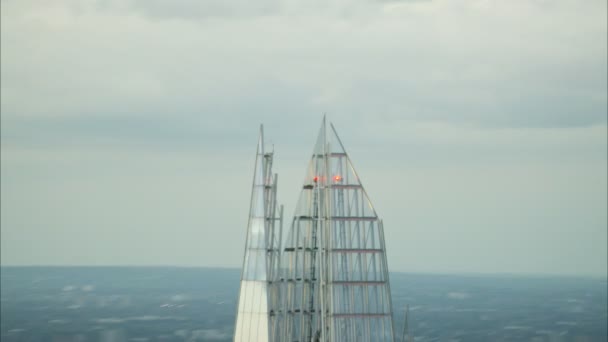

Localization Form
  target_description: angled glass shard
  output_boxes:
[234,126,283,342]
[277,118,396,342]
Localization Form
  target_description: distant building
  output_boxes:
[234,118,396,342]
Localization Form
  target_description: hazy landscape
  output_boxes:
[1,267,606,342]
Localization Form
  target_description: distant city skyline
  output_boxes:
[1,0,606,277]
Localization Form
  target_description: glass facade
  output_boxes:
[236,119,395,342]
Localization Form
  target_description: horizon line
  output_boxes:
[1,264,606,279]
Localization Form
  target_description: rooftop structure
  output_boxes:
[234,126,283,342]
[235,119,395,342]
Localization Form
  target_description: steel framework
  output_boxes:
[235,119,395,342]
[234,125,283,342]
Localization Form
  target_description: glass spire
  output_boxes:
[234,126,283,342]
[276,118,396,342]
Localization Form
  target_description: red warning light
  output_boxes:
[334,175,342,182]
[313,176,319,182]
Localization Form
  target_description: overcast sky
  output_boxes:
[1,0,606,277]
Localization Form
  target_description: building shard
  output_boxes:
[236,118,395,342]
[234,125,283,342]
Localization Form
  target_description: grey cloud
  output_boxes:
[94,0,375,21]
[2,0,605,132]
[106,0,282,20]
[1,0,606,276]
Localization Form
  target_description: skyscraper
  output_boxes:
[236,119,395,342]
[234,126,283,342]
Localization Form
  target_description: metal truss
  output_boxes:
[236,119,395,342]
